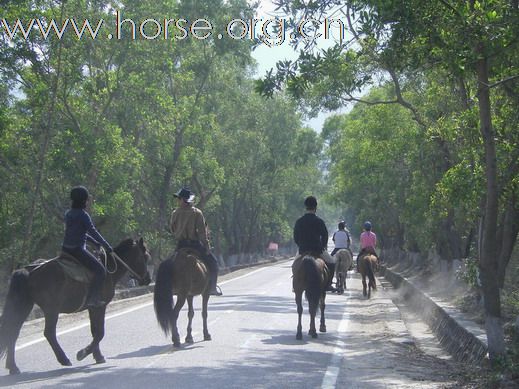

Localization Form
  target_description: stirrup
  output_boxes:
[209,285,223,296]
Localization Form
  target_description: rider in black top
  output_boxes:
[293,196,328,255]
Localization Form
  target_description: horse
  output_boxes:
[153,247,211,347]
[358,254,378,298]
[0,238,151,375]
[292,254,329,340]
[334,249,353,294]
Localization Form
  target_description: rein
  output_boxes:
[111,252,145,282]
[99,246,145,282]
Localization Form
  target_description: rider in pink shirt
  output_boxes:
[360,229,377,250]
[357,221,379,271]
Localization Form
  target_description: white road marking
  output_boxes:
[16,267,270,351]
[321,290,352,389]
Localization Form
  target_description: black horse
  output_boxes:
[0,238,151,375]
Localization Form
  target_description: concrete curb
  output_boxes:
[380,265,488,364]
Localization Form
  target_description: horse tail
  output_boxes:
[153,259,175,336]
[367,258,377,290]
[0,269,34,359]
[302,257,321,304]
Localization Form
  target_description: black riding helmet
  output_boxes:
[70,186,89,209]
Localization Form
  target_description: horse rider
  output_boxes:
[61,186,113,308]
[293,196,335,290]
[331,221,353,257]
[356,221,379,271]
[170,187,222,296]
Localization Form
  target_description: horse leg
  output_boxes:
[77,306,107,363]
[44,310,71,366]
[362,274,368,297]
[171,294,186,347]
[202,292,211,341]
[295,291,303,340]
[185,296,194,344]
[308,296,318,338]
[319,292,326,333]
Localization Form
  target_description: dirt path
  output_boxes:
[333,272,471,388]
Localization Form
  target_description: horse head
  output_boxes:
[114,238,152,286]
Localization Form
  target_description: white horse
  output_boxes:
[334,249,353,294]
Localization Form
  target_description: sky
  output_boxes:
[249,0,348,133]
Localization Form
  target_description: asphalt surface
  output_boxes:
[0,260,463,388]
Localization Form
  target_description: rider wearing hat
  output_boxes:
[62,186,113,308]
[357,221,379,271]
[170,187,221,296]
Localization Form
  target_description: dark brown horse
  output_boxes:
[292,255,329,340]
[0,238,151,375]
[153,248,211,347]
[358,254,378,298]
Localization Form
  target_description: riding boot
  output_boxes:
[85,283,105,308]
[85,275,106,308]
[208,270,222,296]
[326,263,336,291]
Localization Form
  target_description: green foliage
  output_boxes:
[0,0,324,271]
[456,258,480,289]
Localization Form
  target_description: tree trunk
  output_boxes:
[475,52,505,361]
[496,193,519,288]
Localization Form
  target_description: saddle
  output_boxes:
[26,252,94,284]
[292,253,326,274]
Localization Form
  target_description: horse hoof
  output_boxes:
[173,341,182,348]
[320,325,327,333]
[95,357,106,364]
[204,334,212,341]
[310,332,318,339]
[296,333,302,340]
[9,367,21,375]
[185,336,194,344]
[61,359,72,367]
[77,349,88,361]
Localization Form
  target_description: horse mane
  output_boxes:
[114,238,135,254]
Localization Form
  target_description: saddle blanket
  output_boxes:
[26,252,94,284]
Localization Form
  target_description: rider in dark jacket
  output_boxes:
[293,196,328,255]
[62,186,113,308]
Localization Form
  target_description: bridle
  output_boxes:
[100,246,148,283]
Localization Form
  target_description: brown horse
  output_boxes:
[292,255,329,340]
[334,249,353,294]
[358,254,378,298]
[0,238,151,375]
[153,248,211,347]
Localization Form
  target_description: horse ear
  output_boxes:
[138,237,144,247]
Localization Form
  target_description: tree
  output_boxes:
[258,0,519,361]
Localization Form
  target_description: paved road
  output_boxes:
[0,260,463,388]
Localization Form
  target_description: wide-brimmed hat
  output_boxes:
[174,187,195,203]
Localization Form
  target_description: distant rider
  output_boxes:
[357,221,378,271]
[331,221,352,257]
